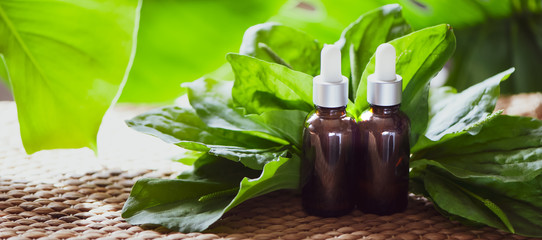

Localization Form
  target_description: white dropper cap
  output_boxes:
[313,44,348,108]
[367,43,403,106]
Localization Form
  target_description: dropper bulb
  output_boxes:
[375,43,396,82]
[320,44,342,83]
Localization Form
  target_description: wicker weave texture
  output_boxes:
[1,170,537,240]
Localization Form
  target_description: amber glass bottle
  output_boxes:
[357,105,410,214]
[301,44,356,217]
[302,106,357,217]
[355,43,410,215]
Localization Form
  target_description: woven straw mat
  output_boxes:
[0,101,540,240]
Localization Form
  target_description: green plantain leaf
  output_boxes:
[412,68,515,153]
[126,105,289,170]
[412,115,542,183]
[227,54,313,114]
[239,22,322,76]
[0,0,141,153]
[121,178,234,232]
[184,77,289,146]
[224,154,300,211]
[207,146,288,170]
[337,4,411,99]
[418,163,542,237]
[471,175,542,237]
[125,106,279,151]
[172,150,206,166]
[411,111,503,154]
[122,153,300,232]
[248,109,308,150]
[424,68,514,141]
[122,155,253,232]
[423,168,514,232]
[177,154,261,183]
[411,110,542,236]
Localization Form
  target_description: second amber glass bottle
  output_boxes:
[301,44,357,217]
[355,43,410,215]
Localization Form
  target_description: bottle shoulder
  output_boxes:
[359,109,410,132]
[304,111,357,132]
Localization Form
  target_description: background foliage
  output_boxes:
[0,0,141,153]
[122,0,542,103]
[1,0,541,153]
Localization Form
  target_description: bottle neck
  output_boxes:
[315,106,347,118]
[370,104,401,115]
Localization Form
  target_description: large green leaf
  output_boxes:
[120,0,287,103]
[411,113,542,236]
[184,77,289,146]
[411,111,503,154]
[126,105,288,170]
[207,146,289,170]
[337,4,411,99]
[239,23,321,76]
[122,155,253,232]
[352,24,456,144]
[0,0,141,153]
[414,146,542,183]
[122,178,234,232]
[418,115,542,158]
[177,154,261,184]
[125,106,279,151]
[472,175,542,237]
[424,68,514,141]
[224,154,300,211]
[172,150,206,166]
[417,164,542,237]
[227,54,313,114]
[412,115,542,183]
[122,153,300,232]
[411,68,514,153]
[248,109,308,150]
[423,169,514,233]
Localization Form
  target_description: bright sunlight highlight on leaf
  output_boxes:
[0,0,141,153]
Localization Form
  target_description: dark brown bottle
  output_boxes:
[301,44,355,217]
[356,104,410,215]
[355,43,410,215]
[301,106,357,217]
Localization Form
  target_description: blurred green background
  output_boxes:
[1,0,541,153]
[120,0,542,102]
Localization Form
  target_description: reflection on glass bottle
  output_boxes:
[357,105,410,215]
